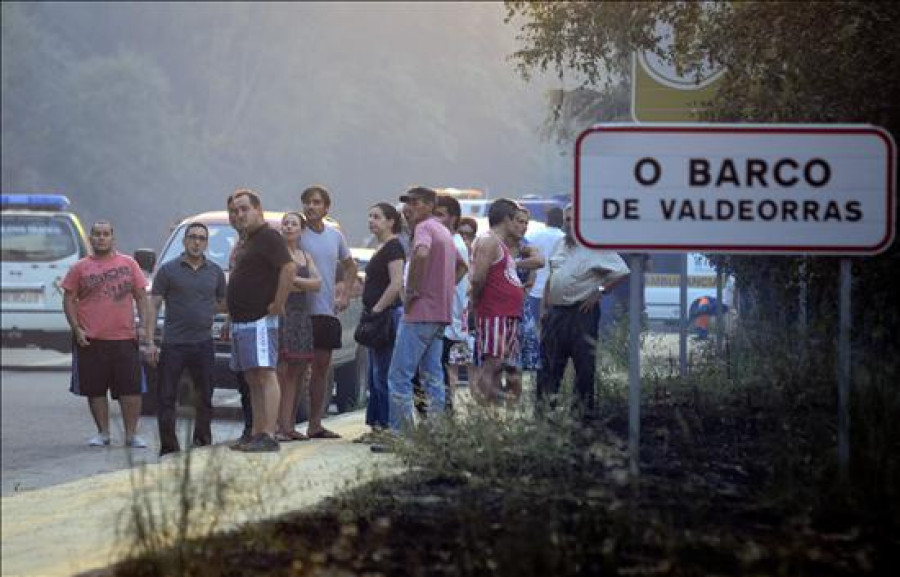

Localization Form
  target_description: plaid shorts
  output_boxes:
[230,315,279,372]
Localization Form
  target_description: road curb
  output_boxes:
[1,363,71,372]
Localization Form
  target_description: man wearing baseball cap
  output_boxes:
[382,186,467,440]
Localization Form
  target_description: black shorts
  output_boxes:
[311,315,342,351]
[70,339,144,399]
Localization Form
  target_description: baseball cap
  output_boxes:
[399,186,437,204]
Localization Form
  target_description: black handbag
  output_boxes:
[354,307,394,348]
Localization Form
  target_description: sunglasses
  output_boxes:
[186,234,208,242]
[458,229,475,237]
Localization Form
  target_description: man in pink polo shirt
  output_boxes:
[62,220,154,448]
[385,187,467,434]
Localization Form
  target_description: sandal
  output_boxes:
[275,430,310,442]
[307,427,341,439]
[287,430,309,441]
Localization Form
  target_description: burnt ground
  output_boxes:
[100,392,899,577]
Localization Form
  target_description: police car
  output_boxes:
[1,194,89,351]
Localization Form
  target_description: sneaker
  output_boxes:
[192,437,212,448]
[353,429,389,444]
[229,430,253,450]
[125,435,149,449]
[88,433,110,447]
[239,433,280,453]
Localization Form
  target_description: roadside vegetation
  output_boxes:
[109,313,897,576]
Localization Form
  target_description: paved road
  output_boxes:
[1,349,249,497]
[1,403,394,577]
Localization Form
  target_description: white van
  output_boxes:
[644,253,735,322]
[1,194,89,351]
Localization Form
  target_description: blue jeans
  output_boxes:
[366,307,401,429]
[157,340,214,452]
[387,320,447,432]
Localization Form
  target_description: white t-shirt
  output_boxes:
[545,242,630,307]
[525,226,565,299]
[444,233,469,341]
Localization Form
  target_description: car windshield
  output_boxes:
[158,223,236,271]
[1,214,80,262]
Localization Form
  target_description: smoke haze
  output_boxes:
[2,2,572,252]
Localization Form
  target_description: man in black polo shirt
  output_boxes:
[146,222,226,457]
[226,189,295,452]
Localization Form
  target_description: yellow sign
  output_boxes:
[631,48,724,122]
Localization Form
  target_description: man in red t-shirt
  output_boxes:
[470,199,525,404]
[62,221,155,448]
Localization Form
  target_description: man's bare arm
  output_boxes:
[146,295,163,343]
[63,290,89,347]
[469,236,497,306]
[406,245,430,301]
[132,287,153,341]
[144,294,163,366]
[517,245,545,270]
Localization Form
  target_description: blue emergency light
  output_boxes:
[0,194,71,211]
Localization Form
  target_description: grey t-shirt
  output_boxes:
[299,224,351,317]
[153,256,226,343]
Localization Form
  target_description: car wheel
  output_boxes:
[334,347,368,414]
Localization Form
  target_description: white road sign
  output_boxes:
[575,124,896,254]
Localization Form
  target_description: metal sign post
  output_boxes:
[576,123,895,479]
[715,269,724,357]
[679,254,688,377]
[838,259,852,478]
[628,255,644,475]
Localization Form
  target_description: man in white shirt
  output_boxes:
[522,206,565,371]
[538,205,629,417]
[433,195,470,412]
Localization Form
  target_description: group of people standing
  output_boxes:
[356,188,630,449]
[61,184,629,456]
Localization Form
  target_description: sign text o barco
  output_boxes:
[575,124,895,254]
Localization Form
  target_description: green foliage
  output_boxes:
[504,3,900,494]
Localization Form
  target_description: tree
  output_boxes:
[505,0,900,511]
[505,0,900,360]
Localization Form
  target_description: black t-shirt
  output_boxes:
[362,237,405,309]
[226,224,292,322]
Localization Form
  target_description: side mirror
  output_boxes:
[133,249,157,274]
